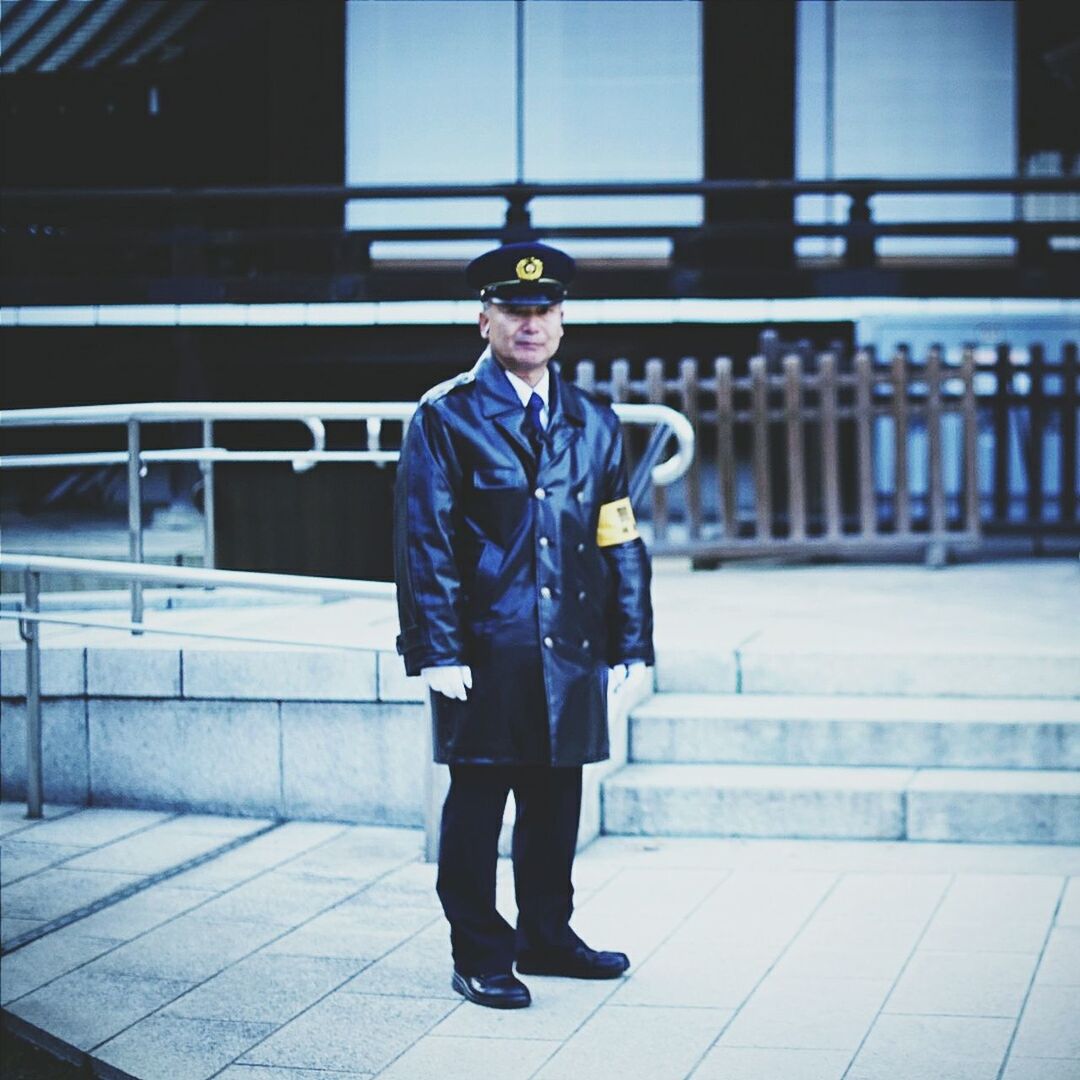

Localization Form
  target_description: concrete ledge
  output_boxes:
[0,699,89,804]
[630,693,1080,769]
[377,652,424,703]
[737,651,1080,699]
[908,769,1080,844]
[603,764,913,840]
[182,647,378,702]
[1,647,85,699]
[87,647,181,698]
[89,699,282,817]
[281,702,426,825]
[603,763,1080,844]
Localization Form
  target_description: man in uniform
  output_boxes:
[394,241,653,1009]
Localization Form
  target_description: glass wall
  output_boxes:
[345,0,702,260]
[796,0,1016,258]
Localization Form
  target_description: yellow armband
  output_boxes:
[596,497,640,547]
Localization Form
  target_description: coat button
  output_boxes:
[576,542,585,553]
[534,487,547,500]
[578,590,586,602]
[543,636,554,648]
[540,586,552,599]
[576,491,586,503]
[581,639,590,649]
[539,536,550,548]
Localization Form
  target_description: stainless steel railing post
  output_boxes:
[19,568,44,819]
[127,418,144,628]
[201,419,216,570]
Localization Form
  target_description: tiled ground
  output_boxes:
[2,804,1079,1080]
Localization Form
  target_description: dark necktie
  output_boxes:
[525,392,545,448]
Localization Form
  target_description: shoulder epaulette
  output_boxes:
[419,368,476,406]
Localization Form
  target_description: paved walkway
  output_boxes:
[3,804,1079,1080]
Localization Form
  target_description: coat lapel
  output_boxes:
[474,352,585,471]
[474,350,537,465]
[543,362,584,470]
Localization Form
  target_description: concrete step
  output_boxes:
[601,763,1080,843]
[630,693,1080,769]
[655,646,1080,699]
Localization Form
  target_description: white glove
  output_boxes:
[609,661,645,695]
[422,665,473,701]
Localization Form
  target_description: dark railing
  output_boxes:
[2,177,1078,302]
[569,339,1078,564]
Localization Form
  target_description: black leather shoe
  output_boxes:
[516,944,630,979]
[452,970,531,1009]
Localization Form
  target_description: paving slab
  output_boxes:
[1035,926,1080,986]
[217,1069,374,1080]
[0,839,88,884]
[0,928,124,1005]
[95,1015,275,1080]
[69,883,219,940]
[0,806,173,847]
[1000,1059,1080,1080]
[533,1003,732,1080]
[238,991,456,1073]
[162,953,364,1024]
[1,866,144,922]
[845,1013,1015,1080]
[717,975,892,1051]
[6,968,195,1051]
[89,912,292,982]
[692,1045,853,1080]
[378,1034,559,1080]
[882,949,1040,1017]
[1010,984,1080,1059]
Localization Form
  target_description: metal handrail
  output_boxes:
[0,400,694,622]
[4,176,1078,203]
[0,555,397,824]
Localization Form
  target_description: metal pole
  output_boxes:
[20,569,43,818]
[201,418,216,570]
[127,419,144,628]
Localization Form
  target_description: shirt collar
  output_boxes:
[503,367,549,410]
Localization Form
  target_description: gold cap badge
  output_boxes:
[515,256,543,281]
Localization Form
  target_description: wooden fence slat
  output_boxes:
[855,350,876,535]
[961,346,980,534]
[679,357,702,540]
[819,353,841,538]
[892,348,911,533]
[783,354,806,541]
[575,359,596,395]
[1027,343,1045,528]
[645,358,668,542]
[749,355,772,539]
[992,342,1011,522]
[1062,342,1078,525]
[926,346,946,538]
[715,357,737,540]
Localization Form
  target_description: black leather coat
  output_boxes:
[394,351,654,766]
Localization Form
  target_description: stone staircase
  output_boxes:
[603,654,1080,844]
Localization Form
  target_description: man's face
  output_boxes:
[479,302,565,380]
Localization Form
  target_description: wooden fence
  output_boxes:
[570,341,1077,564]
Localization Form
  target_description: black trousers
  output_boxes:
[436,763,585,975]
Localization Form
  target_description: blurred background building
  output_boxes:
[1,0,1078,576]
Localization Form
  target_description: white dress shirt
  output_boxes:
[504,368,550,429]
